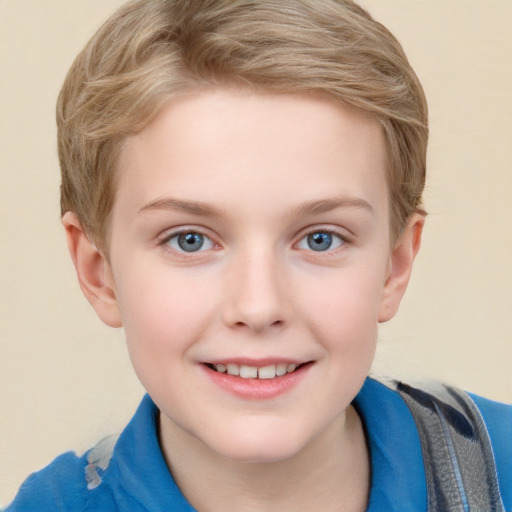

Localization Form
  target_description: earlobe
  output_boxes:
[378,213,425,323]
[62,212,122,328]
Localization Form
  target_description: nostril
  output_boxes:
[232,319,284,330]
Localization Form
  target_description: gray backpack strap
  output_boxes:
[396,381,504,512]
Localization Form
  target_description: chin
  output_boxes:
[206,425,311,465]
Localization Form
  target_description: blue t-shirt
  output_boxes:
[5,378,512,511]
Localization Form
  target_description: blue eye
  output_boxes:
[164,232,214,253]
[297,231,344,252]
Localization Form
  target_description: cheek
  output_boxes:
[114,266,218,365]
[297,264,385,347]
[309,259,385,304]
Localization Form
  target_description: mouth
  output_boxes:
[203,361,311,380]
[201,360,314,400]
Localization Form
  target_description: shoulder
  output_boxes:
[356,378,511,512]
[4,451,91,512]
[392,379,511,511]
[5,436,127,512]
[4,395,190,512]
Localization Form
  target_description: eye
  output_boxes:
[297,231,345,252]
[163,231,215,253]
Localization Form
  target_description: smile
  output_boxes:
[205,362,303,380]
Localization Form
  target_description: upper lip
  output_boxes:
[202,357,309,367]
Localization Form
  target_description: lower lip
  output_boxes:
[201,363,313,400]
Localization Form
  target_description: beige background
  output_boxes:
[1,0,511,506]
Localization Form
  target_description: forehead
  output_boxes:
[115,88,388,222]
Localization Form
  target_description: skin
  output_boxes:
[63,88,423,511]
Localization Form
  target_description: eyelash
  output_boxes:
[159,228,218,257]
[295,228,349,254]
[158,227,350,257]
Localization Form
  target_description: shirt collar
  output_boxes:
[354,378,427,512]
[110,394,196,511]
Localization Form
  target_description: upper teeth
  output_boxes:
[216,363,298,379]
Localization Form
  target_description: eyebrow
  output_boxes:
[138,195,374,218]
[139,198,225,217]
[294,196,375,216]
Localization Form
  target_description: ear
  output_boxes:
[62,212,122,328]
[378,213,425,323]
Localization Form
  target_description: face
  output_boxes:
[102,89,408,463]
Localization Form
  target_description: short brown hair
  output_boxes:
[57,0,428,253]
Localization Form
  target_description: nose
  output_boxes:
[222,251,291,334]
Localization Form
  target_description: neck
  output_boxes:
[159,405,370,512]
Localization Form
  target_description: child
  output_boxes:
[5,1,511,511]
